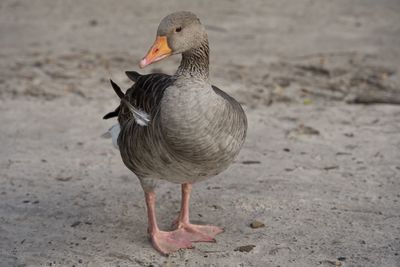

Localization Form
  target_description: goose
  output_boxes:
[103,11,247,255]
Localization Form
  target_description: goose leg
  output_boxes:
[144,191,193,255]
[172,183,224,242]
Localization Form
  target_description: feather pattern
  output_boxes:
[108,27,247,191]
[116,72,247,188]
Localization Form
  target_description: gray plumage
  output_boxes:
[106,11,247,192]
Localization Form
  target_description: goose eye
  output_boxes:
[175,27,182,33]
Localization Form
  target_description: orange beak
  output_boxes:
[139,36,172,68]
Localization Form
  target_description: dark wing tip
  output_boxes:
[102,106,120,120]
[125,71,142,82]
[109,79,125,99]
[103,112,116,120]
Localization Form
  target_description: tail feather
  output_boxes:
[103,106,120,120]
[104,76,150,126]
[110,79,125,99]
[102,79,124,120]
[125,71,142,82]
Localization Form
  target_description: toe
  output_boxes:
[195,225,224,237]
[151,230,193,255]
[174,223,223,243]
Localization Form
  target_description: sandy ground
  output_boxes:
[1,0,400,266]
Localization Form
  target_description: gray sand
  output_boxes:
[0,1,399,266]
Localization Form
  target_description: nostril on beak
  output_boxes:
[154,48,159,54]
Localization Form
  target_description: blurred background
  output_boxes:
[0,0,399,266]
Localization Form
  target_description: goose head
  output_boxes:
[139,11,207,68]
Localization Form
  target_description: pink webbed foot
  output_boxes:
[172,183,224,243]
[150,229,193,256]
[174,222,224,243]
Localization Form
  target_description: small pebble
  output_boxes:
[288,124,320,136]
[242,160,261,165]
[55,176,72,182]
[89,19,98,26]
[211,204,221,210]
[250,220,265,229]
[234,245,256,252]
[324,165,339,171]
[70,221,81,228]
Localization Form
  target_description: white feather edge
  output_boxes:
[132,109,150,126]
[102,110,149,149]
[121,99,151,126]
[110,123,121,149]
[102,103,150,150]
[101,124,120,149]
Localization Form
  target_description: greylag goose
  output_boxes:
[104,11,247,255]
